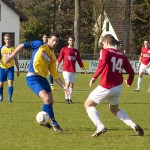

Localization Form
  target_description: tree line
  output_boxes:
[13,0,149,55]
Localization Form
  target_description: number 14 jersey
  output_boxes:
[93,48,134,89]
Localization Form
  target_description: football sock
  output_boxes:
[86,106,105,130]
[49,75,53,85]
[65,92,68,99]
[43,104,56,124]
[0,87,3,99]
[137,77,142,89]
[8,86,13,100]
[69,87,73,99]
[117,109,136,129]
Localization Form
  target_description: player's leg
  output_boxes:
[62,71,71,103]
[135,64,145,92]
[26,75,62,131]
[84,86,108,137]
[0,67,6,102]
[7,80,13,103]
[68,72,75,103]
[64,82,70,103]
[109,85,144,136]
[135,72,143,91]
[146,68,150,92]
[0,82,4,102]
[39,90,62,131]
[110,105,144,136]
[68,83,74,103]
[7,66,14,103]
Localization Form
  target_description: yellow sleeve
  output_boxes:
[48,55,60,80]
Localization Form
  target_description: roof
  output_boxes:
[105,0,133,46]
[1,0,28,21]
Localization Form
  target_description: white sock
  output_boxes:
[65,93,68,99]
[137,77,142,89]
[117,110,136,129]
[86,106,105,130]
[69,87,73,99]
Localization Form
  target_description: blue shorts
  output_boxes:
[0,66,14,82]
[26,75,51,95]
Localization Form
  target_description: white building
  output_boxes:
[0,0,27,46]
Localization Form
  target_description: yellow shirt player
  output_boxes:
[5,32,69,132]
[0,34,20,103]
[0,46,15,69]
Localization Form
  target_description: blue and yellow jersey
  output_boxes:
[0,46,15,69]
[23,40,59,79]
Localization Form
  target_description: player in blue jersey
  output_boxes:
[5,32,69,132]
[0,34,20,103]
[42,34,55,91]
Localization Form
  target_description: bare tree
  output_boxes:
[74,0,80,49]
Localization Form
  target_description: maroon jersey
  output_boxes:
[93,48,134,89]
[140,47,150,65]
[57,46,84,72]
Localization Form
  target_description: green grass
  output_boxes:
[0,73,149,150]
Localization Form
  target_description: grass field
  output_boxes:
[0,73,149,150]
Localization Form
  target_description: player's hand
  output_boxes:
[89,78,96,87]
[125,80,130,87]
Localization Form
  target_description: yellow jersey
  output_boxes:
[0,46,15,69]
[33,44,59,79]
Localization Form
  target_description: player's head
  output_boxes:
[47,32,60,49]
[4,34,12,46]
[67,36,75,47]
[102,34,116,49]
[42,34,48,44]
[143,39,149,48]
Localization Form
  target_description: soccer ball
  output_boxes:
[36,111,50,125]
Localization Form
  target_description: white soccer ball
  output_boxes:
[36,111,50,125]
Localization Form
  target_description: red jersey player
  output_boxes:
[56,36,86,104]
[135,39,150,92]
[84,34,144,137]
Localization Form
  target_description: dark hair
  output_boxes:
[42,34,48,37]
[67,36,75,41]
[48,32,60,39]
[102,34,116,45]
[144,38,149,42]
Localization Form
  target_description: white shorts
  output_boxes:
[139,63,150,74]
[88,85,121,105]
[62,71,76,83]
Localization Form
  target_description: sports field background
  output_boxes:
[0,73,149,150]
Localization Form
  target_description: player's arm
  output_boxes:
[56,48,64,72]
[48,61,69,96]
[124,57,135,86]
[0,46,2,59]
[56,61,60,72]
[5,44,24,64]
[137,54,142,68]
[81,66,87,74]
[76,51,87,74]
[14,56,20,77]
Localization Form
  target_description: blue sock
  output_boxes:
[8,86,13,100]
[49,75,53,85]
[0,87,3,100]
[43,104,57,125]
